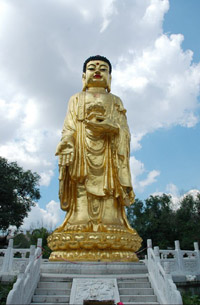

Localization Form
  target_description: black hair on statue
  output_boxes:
[83,55,112,74]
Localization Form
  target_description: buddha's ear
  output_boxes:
[107,74,112,93]
[82,73,87,91]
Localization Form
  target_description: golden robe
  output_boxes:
[57,91,135,233]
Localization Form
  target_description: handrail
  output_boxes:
[146,239,182,305]
[6,238,42,305]
[0,239,40,277]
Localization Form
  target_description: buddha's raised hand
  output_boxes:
[85,117,119,135]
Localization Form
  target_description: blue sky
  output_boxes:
[40,0,200,206]
[0,0,200,229]
[136,0,200,199]
[164,0,200,63]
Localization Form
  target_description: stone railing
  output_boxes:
[6,238,42,305]
[157,240,200,276]
[0,239,35,279]
[146,239,182,305]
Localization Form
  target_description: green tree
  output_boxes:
[127,194,177,249]
[146,194,177,248]
[0,157,41,231]
[126,198,146,245]
[13,232,30,248]
[175,193,200,249]
[28,227,52,258]
[12,227,52,258]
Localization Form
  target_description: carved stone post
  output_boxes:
[29,245,36,263]
[154,246,160,263]
[2,239,13,273]
[164,262,171,276]
[147,239,152,248]
[175,240,184,273]
[36,238,42,261]
[194,242,200,272]
[147,239,152,262]
[37,238,42,248]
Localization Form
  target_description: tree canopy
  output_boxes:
[126,193,200,251]
[175,193,200,248]
[13,227,51,258]
[0,157,41,231]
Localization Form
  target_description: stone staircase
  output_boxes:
[30,275,72,305]
[118,275,159,304]
[30,261,159,305]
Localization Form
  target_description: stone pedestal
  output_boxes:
[48,230,142,262]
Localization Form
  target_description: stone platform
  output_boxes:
[41,261,148,275]
[30,261,159,305]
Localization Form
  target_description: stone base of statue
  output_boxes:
[48,230,142,262]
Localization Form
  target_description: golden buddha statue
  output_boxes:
[48,55,142,261]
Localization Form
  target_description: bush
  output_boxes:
[182,292,200,305]
[0,281,15,305]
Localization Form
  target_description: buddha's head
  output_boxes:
[82,55,112,92]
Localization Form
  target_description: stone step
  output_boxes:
[38,281,72,289]
[41,261,148,275]
[40,274,149,282]
[118,281,151,288]
[117,276,149,282]
[31,262,158,305]
[119,287,154,295]
[31,303,68,305]
[40,275,73,282]
[120,295,157,302]
[35,288,71,295]
[32,295,69,303]
[122,302,159,305]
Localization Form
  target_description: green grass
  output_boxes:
[0,281,15,305]
[182,292,200,305]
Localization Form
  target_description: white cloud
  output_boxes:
[40,170,54,187]
[22,200,65,230]
[139,170,161,189]
[152,185,200,210]
[142,0,169,27]
[113,33,200,135]
[0,0,199,193]
[166,183,179,197]
[100,0,117,33]
[130,132,144,151]
[130,156,160,192]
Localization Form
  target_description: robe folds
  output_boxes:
[58,91,135,213]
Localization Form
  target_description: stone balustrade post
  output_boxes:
[147,239,152,261]
[194,242,200,272]
[175,240,184,273]
[37,238,42,248]
[154,246,160,263]
[2,239,13,273]
[21,252,26,259]
[18,262,26,278]
[147,239,152,249]
[163,262,173,304]
[29,245,36,263]
[36,238,42,260]
[7,263,26,305]
[144,254,148,266]
[164,262,171,277]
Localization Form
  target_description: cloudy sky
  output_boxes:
[0,0,200,230]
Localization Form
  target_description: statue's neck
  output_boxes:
[87,87,107,93]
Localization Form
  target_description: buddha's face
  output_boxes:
[82,60,111,91]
